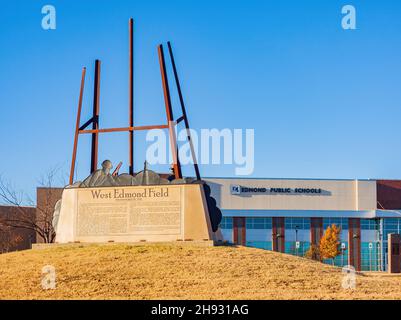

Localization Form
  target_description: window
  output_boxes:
[323,218,348,230]
[361,219,379,231]
[220,217,233,229]
[285,218,310,230]
[361,242,381,271]
[383,219,401,240]
[246,217,272,229]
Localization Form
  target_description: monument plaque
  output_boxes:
[55,179,220,243]
[76,186,182,237]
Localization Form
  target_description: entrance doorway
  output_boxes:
[272,217,285,253]
[233,217,246,245]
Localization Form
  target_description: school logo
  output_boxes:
[230,185,241,195]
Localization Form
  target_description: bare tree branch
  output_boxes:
[0,168,63,243]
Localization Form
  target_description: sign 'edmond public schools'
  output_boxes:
[230,185,324,195]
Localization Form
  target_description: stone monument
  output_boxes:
[54,19,222,245]
[54,161,222,243]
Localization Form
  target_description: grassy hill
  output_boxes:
[0,243,400,300]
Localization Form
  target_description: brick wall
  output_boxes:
[377,180,401,210]
[0,206,36,253]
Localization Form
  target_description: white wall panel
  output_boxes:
[206,178,377,211]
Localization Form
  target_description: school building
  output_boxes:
[205,178,401,271]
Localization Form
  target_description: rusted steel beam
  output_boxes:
[112,161,123,176]
[91,59,101,173]
[129,18,134,175]
[158,44,182,179]
[78,117,94,131]
[69,67,86,185]
[167,41,201,180]
[79,124,169,134]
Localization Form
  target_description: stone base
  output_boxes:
[32,240,223,250]
[55,183,217,244]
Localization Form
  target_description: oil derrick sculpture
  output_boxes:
[53,19,221,243]
[69,19,196,183]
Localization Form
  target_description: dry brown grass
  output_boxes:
[0,244,399,300]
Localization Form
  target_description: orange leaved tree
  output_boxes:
[319,224,341,265]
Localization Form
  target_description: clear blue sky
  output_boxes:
[1,0,401,199]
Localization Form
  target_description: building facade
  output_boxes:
[0,187,63,253]
[205,178,401,271]
[0,206,36,253]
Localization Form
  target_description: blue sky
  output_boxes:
[1,0,401,199]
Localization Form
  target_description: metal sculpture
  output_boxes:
[66,19,222,232]
[68,18,199,184]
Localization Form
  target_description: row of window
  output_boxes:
[361,219,380,230]
[323,218,349,230]
[220,217,401,271]
[246,240,380,270]
[246,218,272,229]
[221,217,386,231]
[383,218,401,242]
[285,218,310,230]
[220,217,233,229]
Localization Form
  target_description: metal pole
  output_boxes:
[69,67,86,185]
[380,218,384,271]
[112,161,123,176]
[369,245,372,271]
[129,18,134,175]
[157,44,182,179]
[91,59,101,173]
[167,41,201,180]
